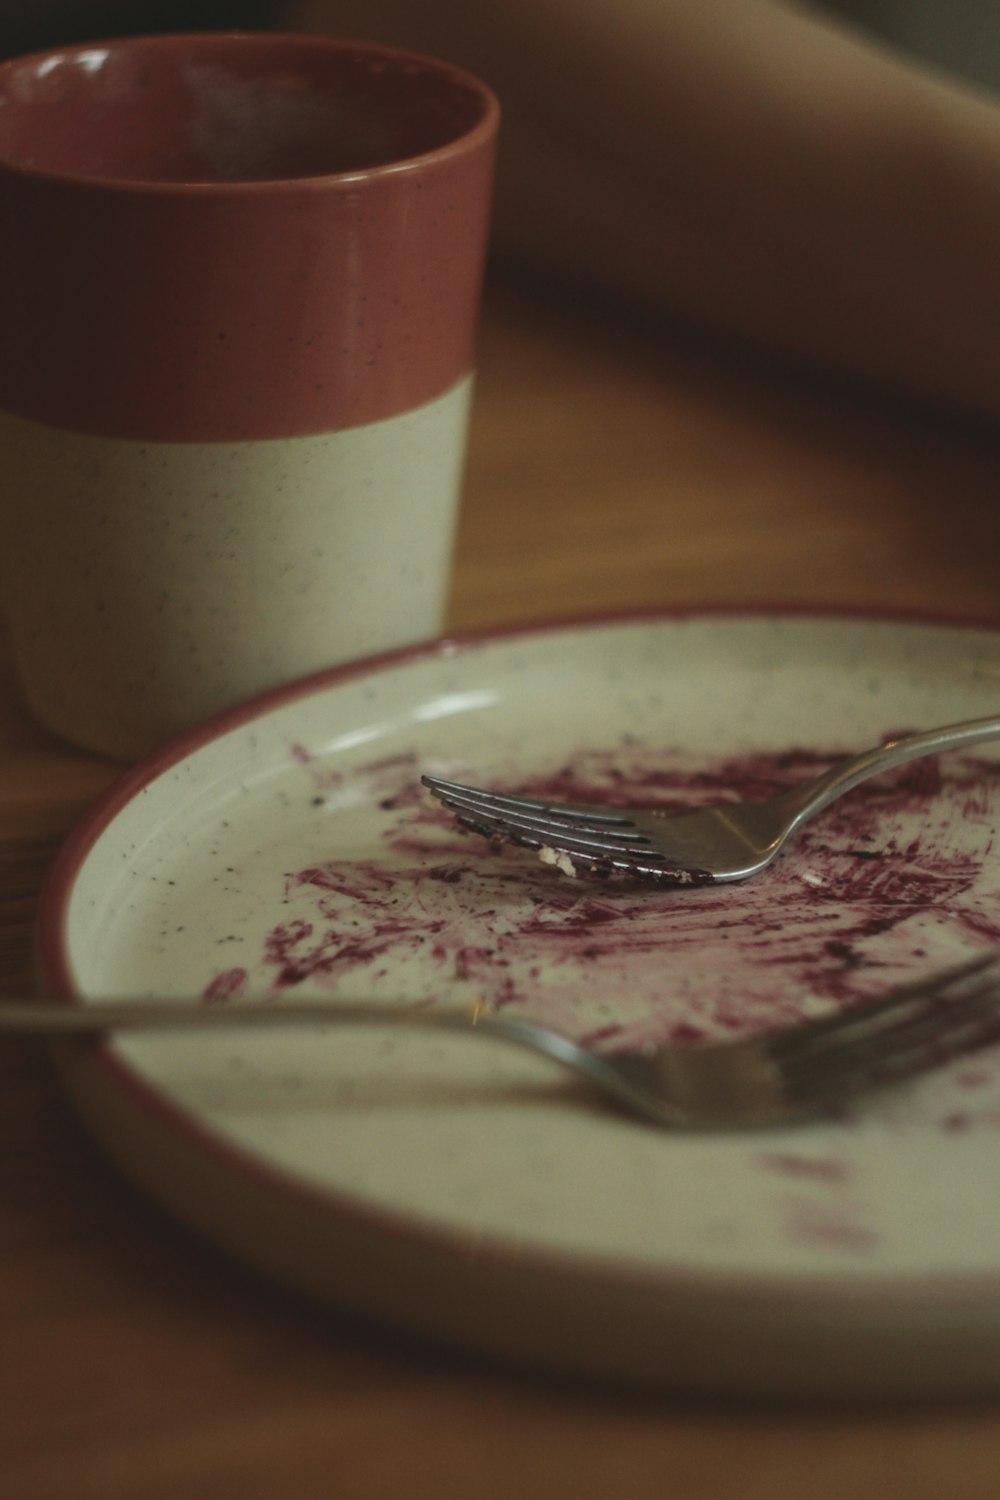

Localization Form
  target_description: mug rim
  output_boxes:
[0,30,500,195]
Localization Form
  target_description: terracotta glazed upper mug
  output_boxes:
[0,32,498,757]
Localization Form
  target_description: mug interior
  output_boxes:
[0,33,492,184]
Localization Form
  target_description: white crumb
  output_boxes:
[538,845,579,878]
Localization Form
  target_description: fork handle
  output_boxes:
[0,994,608,1104]
[0,996,481,1036]
[0,995,592,1073]
[781,713,1000,828]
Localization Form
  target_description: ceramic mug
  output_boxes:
[0,33,498,758]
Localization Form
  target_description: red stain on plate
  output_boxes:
[201,742,1000,1095]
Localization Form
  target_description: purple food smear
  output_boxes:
[203,966,248,1003]
[758,1153,852,1184]
[776,1194,880,1255]
[202,740,1000,1104]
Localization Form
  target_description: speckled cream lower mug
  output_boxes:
[0,33,498,757]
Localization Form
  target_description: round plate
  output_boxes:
[37,609,1000,1398]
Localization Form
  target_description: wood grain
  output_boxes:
[4,277,1000,1499]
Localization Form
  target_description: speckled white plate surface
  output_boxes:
[37,610,1000,1397]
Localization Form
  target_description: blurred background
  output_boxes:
[1,1,1000,98]
[0,1,282,57]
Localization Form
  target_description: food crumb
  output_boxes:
[538,845,578,878]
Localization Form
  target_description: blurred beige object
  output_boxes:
[825,1,1000,94]
[290,0,1000,425]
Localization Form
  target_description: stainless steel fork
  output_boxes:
[422,714,1000,883]
[5,952,1000,1128]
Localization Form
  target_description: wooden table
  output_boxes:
[5,277,1000,1499]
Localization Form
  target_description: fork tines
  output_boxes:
[422,774,657,865]
[422,776,633,826]
[770,952,1000,1101]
